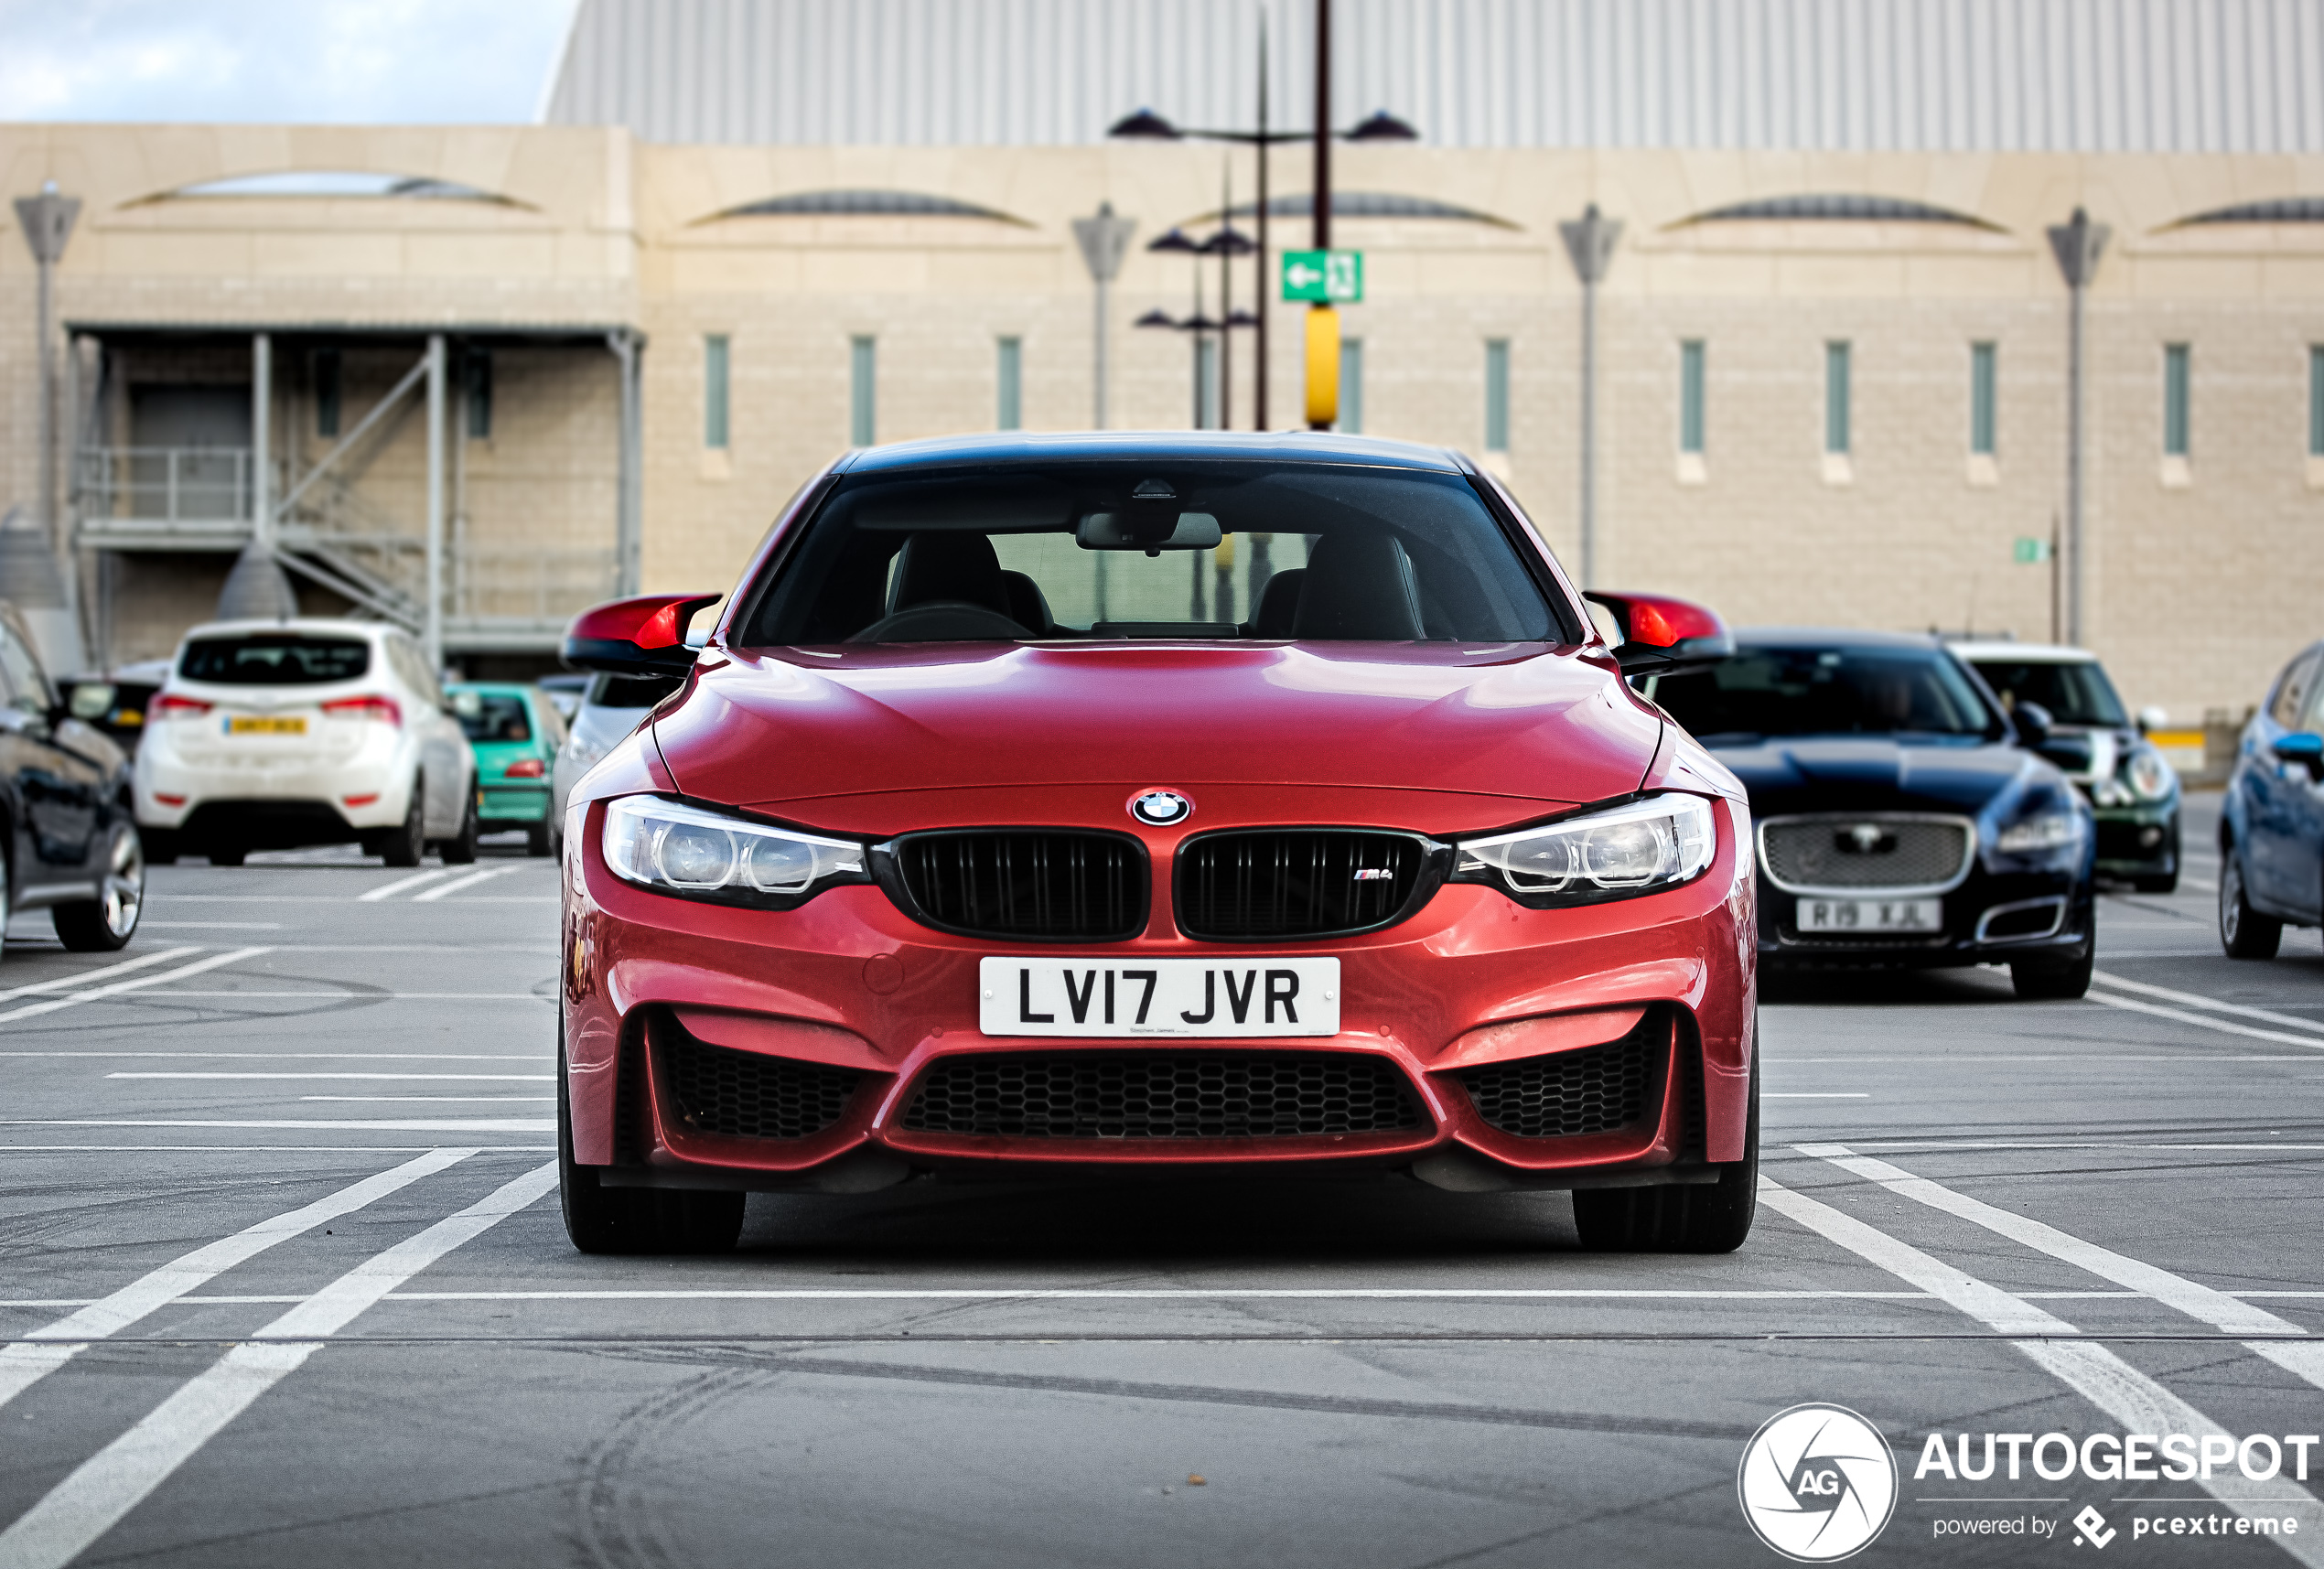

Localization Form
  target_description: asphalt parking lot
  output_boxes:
[2,796,2321,1568]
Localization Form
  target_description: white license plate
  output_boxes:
[1796,897,1943,933]
[979,957,1340,1038]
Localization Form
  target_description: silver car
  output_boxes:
[547,672,683,858]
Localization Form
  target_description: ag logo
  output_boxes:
[1738,1403,1898,1562]
[1129,790,1192,827]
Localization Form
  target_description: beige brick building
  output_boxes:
[4,1,2323,719]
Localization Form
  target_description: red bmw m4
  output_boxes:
[555,433,1758,1254]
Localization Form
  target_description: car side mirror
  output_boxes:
[66,682,115,722]
[2012,700,2054,747]
[2271,730,2324,779]
[2136,704,2167,736]
[1581,591,1735,676]
[563,593,723,677]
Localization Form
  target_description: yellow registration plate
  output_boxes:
[228,716,307,736]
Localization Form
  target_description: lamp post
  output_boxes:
[13,185,77,553]
[1071,201,1136,430]
[1559,202,1620,590]
[1107,8,1413,428]
[2047,206,2107,647]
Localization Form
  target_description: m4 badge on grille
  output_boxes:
[1351,868,1393,881]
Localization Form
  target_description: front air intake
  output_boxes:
[900,1050,1426,1139]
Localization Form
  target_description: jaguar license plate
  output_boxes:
[979,957,1340,1038]
[1796,897,1942,933]
[227,715,307,736]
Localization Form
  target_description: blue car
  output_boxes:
[2221,642,2324,958]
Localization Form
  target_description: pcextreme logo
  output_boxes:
[1738,1403,1899,1562]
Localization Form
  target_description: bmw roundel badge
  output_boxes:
[1129,790,1192,827]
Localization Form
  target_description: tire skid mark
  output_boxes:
[573,1367,776,1569]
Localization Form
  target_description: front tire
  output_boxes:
[54,822,145,952]
[558,1030,743,1255]
[2011,944,2094,999]
[2220,851,2283,959]
[525,819,554,857]
[381,782,425,868]
[1572,1056,1758,1253]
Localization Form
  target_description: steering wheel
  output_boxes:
[846,601,1029,643]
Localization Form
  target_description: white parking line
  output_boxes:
[1798,1144,2324,1394]
[2093,971,2324,1036]
[107,1072,552,1081]
[2082,990,2324,1050]
[357,870,447,902]
[0,1053,542,1060]
[299,1096,554,1104]
[0,1119,556,1132]
[1758,1175,2324,1563]
[0,950,273,1026]
[0,949,199,1005]
[138,923,284,930]
[0,1149,470,1415]
[1765,1093,1869,1099]
[127,992,547,1000]
[411,867,514,903]
[0,1162,555,1569]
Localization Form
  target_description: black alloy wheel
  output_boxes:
[2011,943,2094,1000]
[2220,849,2283,960]
[557,1024,744,1255]
[54,822,145,952]
[1571,1051,1758,1253]
[438,788,480,866]
[381,780,425,868]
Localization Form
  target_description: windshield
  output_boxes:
[178,635,370,685]
[1654,645,2001,743]
[738,461,1565,645]
[1967,658,2127,727]
[454,693,532,744]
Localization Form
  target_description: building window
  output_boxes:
[850,336,877,446]
[1484,339,1510,452]
[2164,343,2190,457]
[996,337,1022,431]
[1970,341,1996,456]
[315,349,340,438]
[1824,340,1852,454]
[463,350,492,440]
[2312,346,2324,457]
[704,335,730,449]
[1679,339,1705,454]
[1339,338,1364,434]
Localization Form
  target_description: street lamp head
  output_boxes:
[1133,308,1179,328]
[1345,109,1420,142]
[1146,227,1202,254]
[1224,308,1259,328]
[1108,108,1182,140]
[1199,225,1257,256]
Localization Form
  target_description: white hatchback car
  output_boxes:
[134,618,478,866]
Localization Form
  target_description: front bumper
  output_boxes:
[2092,802,2179,881]
[561,793,1758,1194]
[1759,861,2092,968]
[479,781,552,825]
[134,748,414,834]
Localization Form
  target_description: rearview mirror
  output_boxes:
[2271,730,2324,779]
[1581,590,1734,675]
[563,593,723,676]
[1076,511,1223,553]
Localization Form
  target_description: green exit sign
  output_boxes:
[2013,537,2051,564]
[1282,249,1362,302]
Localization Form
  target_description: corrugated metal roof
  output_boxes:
[543,0,2324,152]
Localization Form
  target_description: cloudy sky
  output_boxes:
[0,0,579,124]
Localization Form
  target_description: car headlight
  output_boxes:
[601,795,869,909]
[1452,792,1716,908]
[564,734,610,778]
[1994,812,2082,854]
[2125,747,2175,801]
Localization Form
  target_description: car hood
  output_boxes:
[1706,734,2044,817]
[651,642,1660,826]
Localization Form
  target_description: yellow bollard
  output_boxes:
[1305,305,1340,429]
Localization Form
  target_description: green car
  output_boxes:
[447,682,567,856]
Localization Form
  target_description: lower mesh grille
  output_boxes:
[901,1051,1424,1138]
[1458,1028,1656,1138]
[662,1030,859,1140]
[1761,815,1972,890]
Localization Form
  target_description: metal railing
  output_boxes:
[76,446,254,536]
